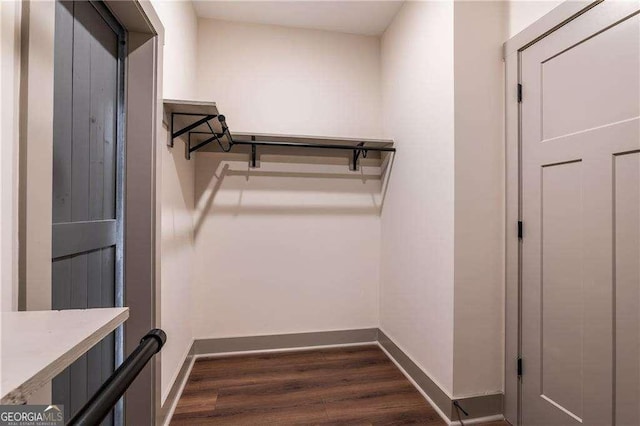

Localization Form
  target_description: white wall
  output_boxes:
[192,154,381,338]
[1,0,21,312]
[20,0,55,313]
[154,0,198,100]
[380,1,456,394]
[452,0,507,398]
[196,19,382,138]
[150,0,198,404]
[507,0,563,38]
[191,19,383,339]
[380,0,509,399]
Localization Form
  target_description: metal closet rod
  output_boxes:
[217,115,395,152]
[231,139,397,152]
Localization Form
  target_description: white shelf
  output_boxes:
[230,132,394,148]
[163,99,218,117]
[1,308,129,404]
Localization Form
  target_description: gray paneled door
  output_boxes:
[52,1,124,424]
[520,2,640,425]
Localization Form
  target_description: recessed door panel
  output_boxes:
[541,15,640,141]
[614,152,640,425]
[541,161,584,421]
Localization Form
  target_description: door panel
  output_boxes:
[614,152,640,424]
[520,2,640,425]
[541,161,584,421]
[53,2,118,225]
[541,15,640,141]
[51,1,123,423]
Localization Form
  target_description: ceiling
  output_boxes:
[192,1,404,36]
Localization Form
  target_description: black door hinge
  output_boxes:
[517,357,523,376]
[517,84,523,103]
[518,221,523,239]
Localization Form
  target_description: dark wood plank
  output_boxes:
[324,401,443,425]
[211,375,416,411]
[315,345,389,360]
[71,1,91,223]
[87,2,118,221]
[173,393,218,416]
[172,401,328,425]
[189,345,399,388]
[52,0,74,225]
[171,345,445,425]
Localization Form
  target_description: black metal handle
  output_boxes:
[67,329,167,426]
[218,115,233,144]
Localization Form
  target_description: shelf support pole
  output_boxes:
[351,142,366,171]
[251,144,257,168]
[249,135,257,168]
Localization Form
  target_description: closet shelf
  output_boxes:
[1,308,129,404]
[163,99,395,170]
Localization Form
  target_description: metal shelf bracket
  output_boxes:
[351,142,369,171]
[169,113,217,148]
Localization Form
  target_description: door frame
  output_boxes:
[17,0,165,423]
[502,1,604,424]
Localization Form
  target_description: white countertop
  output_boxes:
[1,307,129,404]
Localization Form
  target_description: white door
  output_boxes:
[520,2,640,425]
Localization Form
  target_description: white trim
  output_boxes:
[192,326,379,341]
[376,342,452,425]
[378,327,454,400]
[0,0,21,312]
[449,414,506,426]
[503,1,600,57]
[453,389,506,400]
[194,341,376,359]
[162,355,195,426]
[161,339,194,404]
[504,46,520,426]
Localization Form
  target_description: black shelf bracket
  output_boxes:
[351,142,369,171]
[172,114,232,160]
[169,112,218,148]
[250,135,257,168]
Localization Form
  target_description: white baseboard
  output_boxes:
[161,355,195,426]
[377,342,453,424]
[194,341,375,359]
[449,414,505,425]
[162,339,194,404]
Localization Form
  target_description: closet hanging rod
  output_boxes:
[232,140,395,152]
[189,133,396,152]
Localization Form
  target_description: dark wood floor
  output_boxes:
[171,345,506,425]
